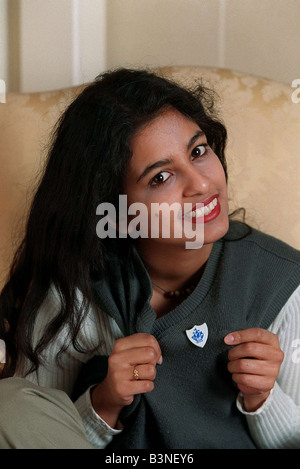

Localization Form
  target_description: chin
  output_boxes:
[204,215,229,244]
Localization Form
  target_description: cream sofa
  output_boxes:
[0,66,299,288]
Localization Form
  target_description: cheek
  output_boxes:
[218,170,227,194]
[208,156,227,189]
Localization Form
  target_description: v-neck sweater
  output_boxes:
[80,221,300,448]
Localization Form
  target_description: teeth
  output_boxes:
[184,197,218,218]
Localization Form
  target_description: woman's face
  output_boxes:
[122,108,229,248]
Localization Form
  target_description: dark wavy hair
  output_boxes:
[0,68,228,377]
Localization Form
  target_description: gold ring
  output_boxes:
[133,366,139,380]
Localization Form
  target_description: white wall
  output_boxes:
[20,0,73,92]
[106,0,300,85]
[107,0,222,71]
[6,0,107,93]
[224,0,300,85]
[3,0,300,92]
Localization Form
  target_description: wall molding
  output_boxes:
[71,0,82,86]
[218,0,226,68]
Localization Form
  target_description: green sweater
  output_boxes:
[75,221,300,449]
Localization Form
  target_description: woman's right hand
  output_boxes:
[91,333,162,429]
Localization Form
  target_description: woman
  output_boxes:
[0,68,299,449]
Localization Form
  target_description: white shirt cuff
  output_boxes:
[74,386,122,448]
[236,387,275,415]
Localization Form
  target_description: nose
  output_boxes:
[182,165,210,198]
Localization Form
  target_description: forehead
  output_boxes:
[129,109,201,165]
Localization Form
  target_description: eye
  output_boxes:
[191,144,208,159]
[150,171,171,186]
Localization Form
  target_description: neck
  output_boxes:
[136,240,213,291]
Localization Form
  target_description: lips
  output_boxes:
[183,194,220,223]
[200,194,219,207]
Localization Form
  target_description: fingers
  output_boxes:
[112,373,155,403]
[224,327,284,363]
[105,333,162,405]
[108,353,157,384]
[113,333,163,364]
[109,345,160,370]
[224,327,279,347]
[227,343,283,362]
[92,333,162,426]
[132,363,157,382]
[230,372,275,394]
[224,327,284,410]
[227,357,273,375]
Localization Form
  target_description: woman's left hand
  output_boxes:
[224,328,284,412]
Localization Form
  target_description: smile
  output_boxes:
[183,197,218,219]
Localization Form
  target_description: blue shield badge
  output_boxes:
[186,323,208,348]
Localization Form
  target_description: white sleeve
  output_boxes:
[14,284,123,449]
[237,284,300,448]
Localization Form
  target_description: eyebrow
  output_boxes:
[136,130,205,183]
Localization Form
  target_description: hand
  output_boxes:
[91,333,162,428]
[224,328,284,412]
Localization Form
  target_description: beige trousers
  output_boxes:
[0,377,95,449]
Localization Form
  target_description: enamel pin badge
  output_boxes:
[186,323,208,348]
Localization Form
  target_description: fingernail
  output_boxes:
[157,355,163,365]
[224,334,235,344]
